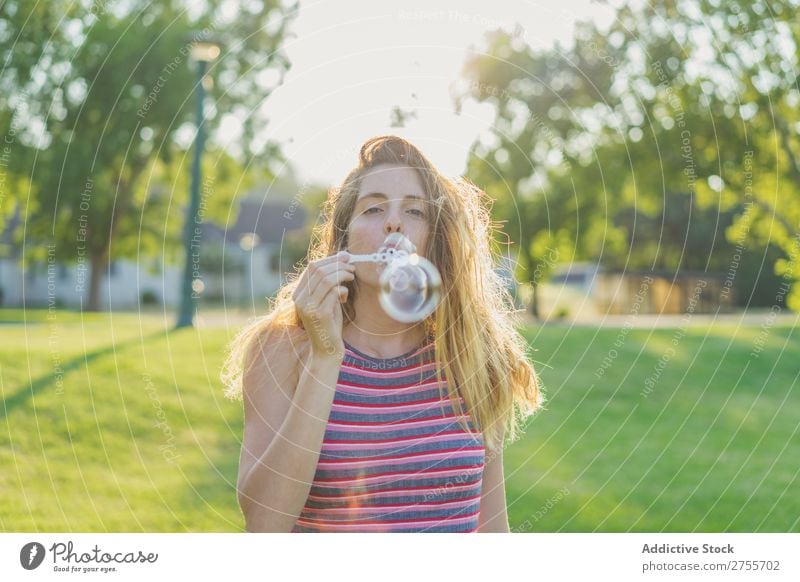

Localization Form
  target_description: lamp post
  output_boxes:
[176,35,221,329]
[239,233,260,314]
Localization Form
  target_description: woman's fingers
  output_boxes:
[316,288,339,317]
[313,274,352,311]
[320,282,349,308]
[294,254,342,292]
[306,258,355,298]
[289,252,352,354]
[293,252,354,315]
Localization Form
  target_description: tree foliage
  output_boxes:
[456,0,800,312]
[2,0,297,309]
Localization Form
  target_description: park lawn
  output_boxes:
[1,309,798,532]
[507,323,800,532]
[0,310,241,532]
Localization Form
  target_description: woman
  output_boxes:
[222,135,542,532]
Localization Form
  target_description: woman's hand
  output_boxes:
[291,251,355,357]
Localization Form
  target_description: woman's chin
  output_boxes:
[355,278,380,291]
[353,266,383,285]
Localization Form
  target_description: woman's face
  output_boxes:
[347,163,431,287]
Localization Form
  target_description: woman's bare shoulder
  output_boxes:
[249,325,309,363]
[244,324,310,388]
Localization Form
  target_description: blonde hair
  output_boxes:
[221,135,542,451]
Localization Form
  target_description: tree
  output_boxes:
[590,0,800,308]
[455,0,800,311]
[455,30,627,317]
[1,1,77,228]
[3,0,297,310]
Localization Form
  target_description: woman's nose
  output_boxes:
[384,213,402,233]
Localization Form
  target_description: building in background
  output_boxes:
[537,262,735,321]
[0,186,308,310]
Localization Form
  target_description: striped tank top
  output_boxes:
[291,336,486,532]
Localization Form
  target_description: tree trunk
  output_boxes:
[87,251,106,312]
[84,176,139,312]
[528,281,540,319]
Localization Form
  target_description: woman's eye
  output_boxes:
[362,206,424,217]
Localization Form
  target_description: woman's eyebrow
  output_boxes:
[357,192,425,203]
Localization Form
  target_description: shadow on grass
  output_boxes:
[0,329,169,419]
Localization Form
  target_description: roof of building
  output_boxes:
[200,186,309,247]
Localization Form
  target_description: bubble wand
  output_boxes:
[346,233,442,323]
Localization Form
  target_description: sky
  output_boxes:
[236,0,617,189]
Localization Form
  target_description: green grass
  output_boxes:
[506,323,800,532]
[1,309,798,532]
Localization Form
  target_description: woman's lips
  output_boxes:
[381,233,416,254]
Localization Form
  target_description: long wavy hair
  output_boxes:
[221,135,542,451]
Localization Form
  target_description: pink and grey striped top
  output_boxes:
[291,336,486,532]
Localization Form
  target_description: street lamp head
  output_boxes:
[186,32,223,63]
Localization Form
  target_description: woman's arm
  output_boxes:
[477,444,510,532]
[237,329,344,532]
